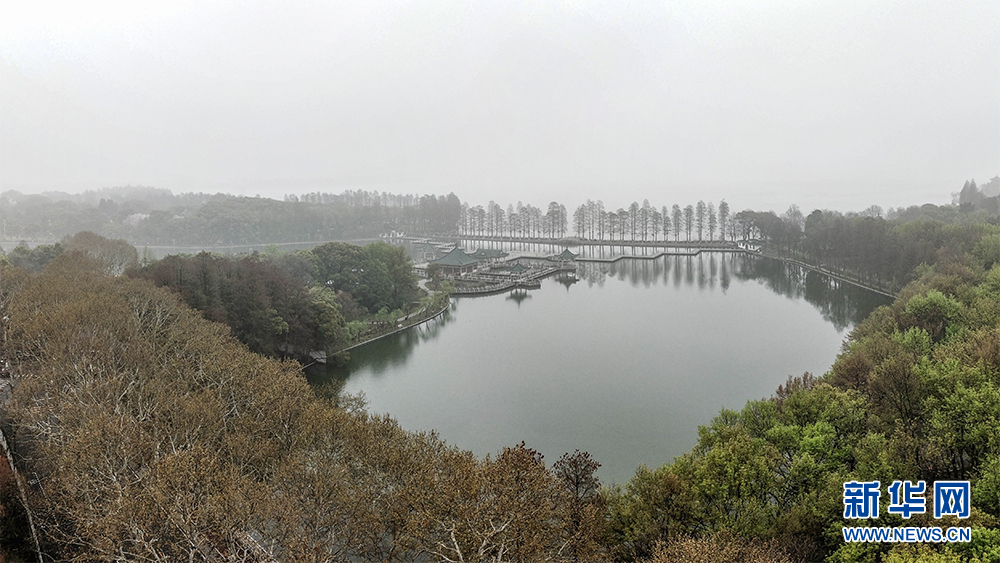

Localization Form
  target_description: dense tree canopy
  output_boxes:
[129,240,420,362]
[605,249,1000,562]
[310,241,419,314]
[134,252,347,359]
[1,255,605,562]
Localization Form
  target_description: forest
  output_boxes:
[2,179,996,252]
[1,231,428,366]
[131,240,423,364]
[0,187,998,562]
[0,187,462,245]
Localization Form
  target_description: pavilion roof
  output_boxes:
[431,247,480,267]
[553,249,579,260]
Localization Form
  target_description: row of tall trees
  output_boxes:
[458,201,569,239]
[568,199,732,243]
[456,198,740,243]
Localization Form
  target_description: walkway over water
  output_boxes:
[405,235,894,298]
[392,233,739,250]
[577,247,748,263]
[450,264,575,296]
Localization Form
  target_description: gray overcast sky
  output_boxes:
[1,0,997,213]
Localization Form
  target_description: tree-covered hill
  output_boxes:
[0,188,462,245]
[129,240,422,363]
[0,253,605,562]
[606,231,1000,562]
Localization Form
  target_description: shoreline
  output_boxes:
[336,249,893,357]
[335,301,450,354]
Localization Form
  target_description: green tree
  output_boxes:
[707,202,717,241]
[695,201,706,241]
[683,205,694,241]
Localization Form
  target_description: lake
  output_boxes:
[313,252,890,485]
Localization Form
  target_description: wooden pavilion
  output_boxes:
[430,247,481,275]
[552,249,579,261]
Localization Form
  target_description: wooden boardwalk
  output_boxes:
[451,265,573,296]
[577,247,747,263]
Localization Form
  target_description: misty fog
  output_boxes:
[2,1,997,212]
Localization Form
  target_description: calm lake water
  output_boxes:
[314,252,890,485]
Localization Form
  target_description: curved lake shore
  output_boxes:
[314,252,891,484]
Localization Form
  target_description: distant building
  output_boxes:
[416,243,440,262]
[430,247,481,275]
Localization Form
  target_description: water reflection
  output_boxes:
[308,304,456,384]
[506,289,532,306]
[555,272,579,291]
[574,253,890,331]
[323,252,888,386]
[326,249,893,484]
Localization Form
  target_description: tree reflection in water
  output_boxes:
[311,302,456,384]
[574,252,890,331]
[322,252,889,388]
